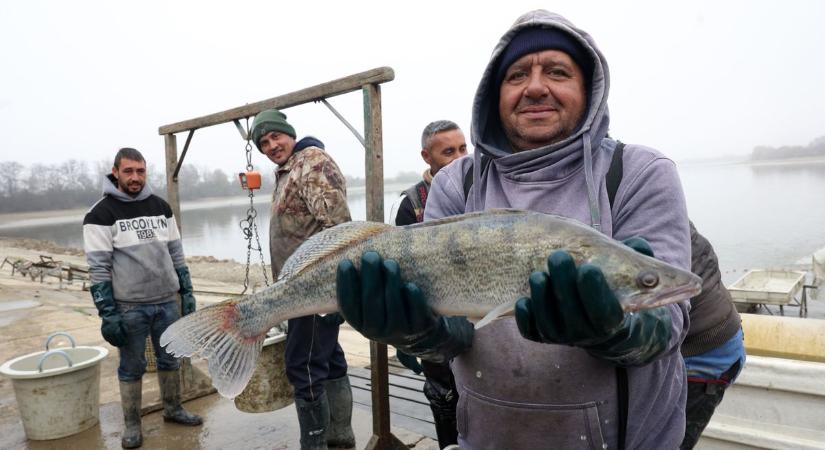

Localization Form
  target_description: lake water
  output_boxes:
[2,162,824,284]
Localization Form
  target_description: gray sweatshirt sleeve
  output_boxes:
[424,158,471,221]
[611,150,692,356]
[83,222,113,285]
[165,216,187,269]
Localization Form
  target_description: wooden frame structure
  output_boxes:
[158,66,405,449]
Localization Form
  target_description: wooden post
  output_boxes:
[164,133,182,231]
[157,67,399,445]
[363,85,405,450]
[163,132,197,390]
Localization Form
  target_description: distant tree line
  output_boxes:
[751,135,825,161]
[0,160,425,214]
[0,160,245,214]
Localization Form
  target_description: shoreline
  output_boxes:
[0,182,412,230]
[679,155,825,167]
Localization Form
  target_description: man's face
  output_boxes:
[422,129,468,175]
[498,49,587,152]
[112,158,146,197]
[259,131,296,166]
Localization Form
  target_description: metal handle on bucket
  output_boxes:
[37,350,73,372]
[44,332,77,351]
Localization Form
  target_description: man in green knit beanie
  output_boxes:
[251,108,355,450]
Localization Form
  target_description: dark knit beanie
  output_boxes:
[494,26,594,89]
[251,109,297,151]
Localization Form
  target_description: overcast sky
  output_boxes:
[1,1,824,180]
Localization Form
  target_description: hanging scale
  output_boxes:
[238,117,270,294]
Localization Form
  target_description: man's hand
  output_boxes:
[90,281,128,347]
[336,251,473,363]
[175,267,196,316]
[395,351,424,375]
[514,240,672,366]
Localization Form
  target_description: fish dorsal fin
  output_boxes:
[278,221,392,280]
[404,208,528,230]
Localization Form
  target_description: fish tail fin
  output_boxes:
[474,299,518,330]
[160,299,264,398]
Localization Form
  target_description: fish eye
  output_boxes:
[636,271,659,289]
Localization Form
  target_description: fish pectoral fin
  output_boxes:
[474,299,518,330]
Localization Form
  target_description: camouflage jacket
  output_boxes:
[269,141,351,278]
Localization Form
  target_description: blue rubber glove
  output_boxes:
[336,251,473,363]
[90,281,128,347]
[175,267,196,316]
[515,238,672,366]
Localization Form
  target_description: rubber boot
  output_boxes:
[323,376,356,449]
[119,380,143,449]
[295,393,330,450]
[157,370,203,426]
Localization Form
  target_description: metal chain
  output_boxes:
[239,119,271,294]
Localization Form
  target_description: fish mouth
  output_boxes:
[651,283,702,308]
[626,282,702,312]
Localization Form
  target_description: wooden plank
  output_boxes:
[158,67,395,135]
[368,340,393,440]
[348,369,428,406]
[351,366,426,393]
[363,83,384,223]
[361,81,400,449]
[350,376,436,440]
[352,389,435,440]
[164,134,182,231]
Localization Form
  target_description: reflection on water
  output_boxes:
[3,164,825,280]
[680,160,825,282]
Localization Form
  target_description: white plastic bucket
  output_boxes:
[0,332,109,440]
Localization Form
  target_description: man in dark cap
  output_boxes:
[251,109,355,450]
[388,119,468,448]
[336,10,692,449]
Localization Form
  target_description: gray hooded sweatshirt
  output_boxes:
[83,174,185,303]
[424,10,691,449]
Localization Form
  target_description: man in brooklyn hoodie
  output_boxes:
[335,10,691,449]
[83,147,202,448]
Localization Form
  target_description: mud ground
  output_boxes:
[0,238,437,450]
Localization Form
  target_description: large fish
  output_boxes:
[161,209,701,398]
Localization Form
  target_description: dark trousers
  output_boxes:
[421,360,459,449]
[116,300,181,382]
[680,360,741,449]
[285,315,348,402]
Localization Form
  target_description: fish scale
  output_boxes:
[161,209,701,398]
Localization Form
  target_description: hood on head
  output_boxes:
[471,9,611,163]
[294,136,325,153]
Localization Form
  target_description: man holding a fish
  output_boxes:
[336,10,692,449]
